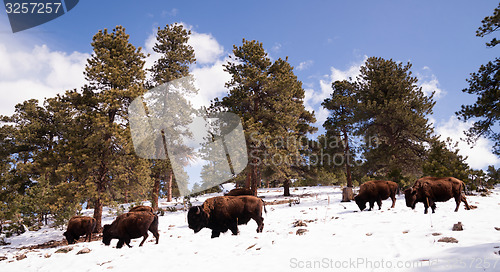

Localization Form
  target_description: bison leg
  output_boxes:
[368,201,374,211]
[211,230,221,238]
[423,199,429,214]
[124,238,132,248]
[228,221,239,235]
[255,216,264,233]
[461,194,471,210]
[390,194,396,209]
[376,198,382,210]
[139,233,148,247]
[116,239,125,249]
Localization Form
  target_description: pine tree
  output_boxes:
[79,26,150,231]
[322,80,357,201]
[422,138,471,183]
[146,23,196,207]
[212,39,316,196]
[355,57,435,180]
[456,3,500,155]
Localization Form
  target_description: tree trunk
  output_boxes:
[167,170,173,202]
[245,168,252,189]
[92,195,103,233]
[250,163,259,196]
[341,128,354,202]
[152,177,160,211]
[283,179,291,196]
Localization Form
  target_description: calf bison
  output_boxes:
[102,211,159,248]
[188,195,266,238]
[129,205,154,213]
[224,188,254,196]
[354,180,398,211]
[404,176,471,214]
[63,216,96,244]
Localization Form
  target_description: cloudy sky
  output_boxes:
[0,0,498,169]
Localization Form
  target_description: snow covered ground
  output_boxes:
[1,185,499,272]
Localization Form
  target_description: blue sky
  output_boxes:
[0,0,499,169]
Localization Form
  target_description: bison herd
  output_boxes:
[62,176,472,247]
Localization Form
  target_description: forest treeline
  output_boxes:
[0,3,499,232]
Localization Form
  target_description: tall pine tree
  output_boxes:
[212,39,316,196]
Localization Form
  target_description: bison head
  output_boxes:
[63,231,76,244]
[187,206,208,233]
[354,195,366,211]
[102,224,112,246]
[404,188,417,209]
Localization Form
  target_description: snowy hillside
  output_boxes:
[1,185,499,272]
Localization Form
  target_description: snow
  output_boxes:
[1,186,500,272]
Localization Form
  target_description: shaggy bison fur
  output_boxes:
[63,216,96,244]
[188,195,266,238]
[404,176,471,214]
[102,211,159,248]
[354,180,398,211]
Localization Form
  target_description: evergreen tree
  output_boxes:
[322,80,357,201]
[456,3,500,155]
[146,23,196,207]
[422,138,471,183]
[212,39,316,196]
[355,57,435,180]
[79,26,151,231]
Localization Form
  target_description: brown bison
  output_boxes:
[102,211,159,248]
[224,188,254,196]
[188,195,266,238]
[63,216,96,244]
[129,205,154,213]
[354,180,398,211]
[404,177,471,214]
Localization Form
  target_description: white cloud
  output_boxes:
[296,60,313,71]
[0,41,88,116]
[272,42,282,53]
[191,58,232,109]
[144,23,224,68]
[435,116,500,169]
[417,67,445,99]
[188,31,224,65]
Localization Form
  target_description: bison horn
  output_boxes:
[196,206,201,215]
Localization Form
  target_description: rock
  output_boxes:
[292,220,307,227]
[366,233,373,236]
[296,229,308,235]
[44,253,51,258]
[402,230,409,234]
[495,227,500,231]
[16,254,26,261]
[452,222,463,231]
[0,256,7,261]
[438,237,458,243]
[55,247,73,253]
[77,248,91,255]
[432,233,442,236]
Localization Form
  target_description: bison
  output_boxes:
[354,180,398,211]
[404,176,471,214]
[102,211,159,248]
[224,188,254,196]
[63,216,96,244]
[129,205,154,213]
[188,195,266,238]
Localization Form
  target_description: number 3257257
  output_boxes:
[5,2,62,14]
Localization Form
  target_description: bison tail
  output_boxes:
[262,199,267,214]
